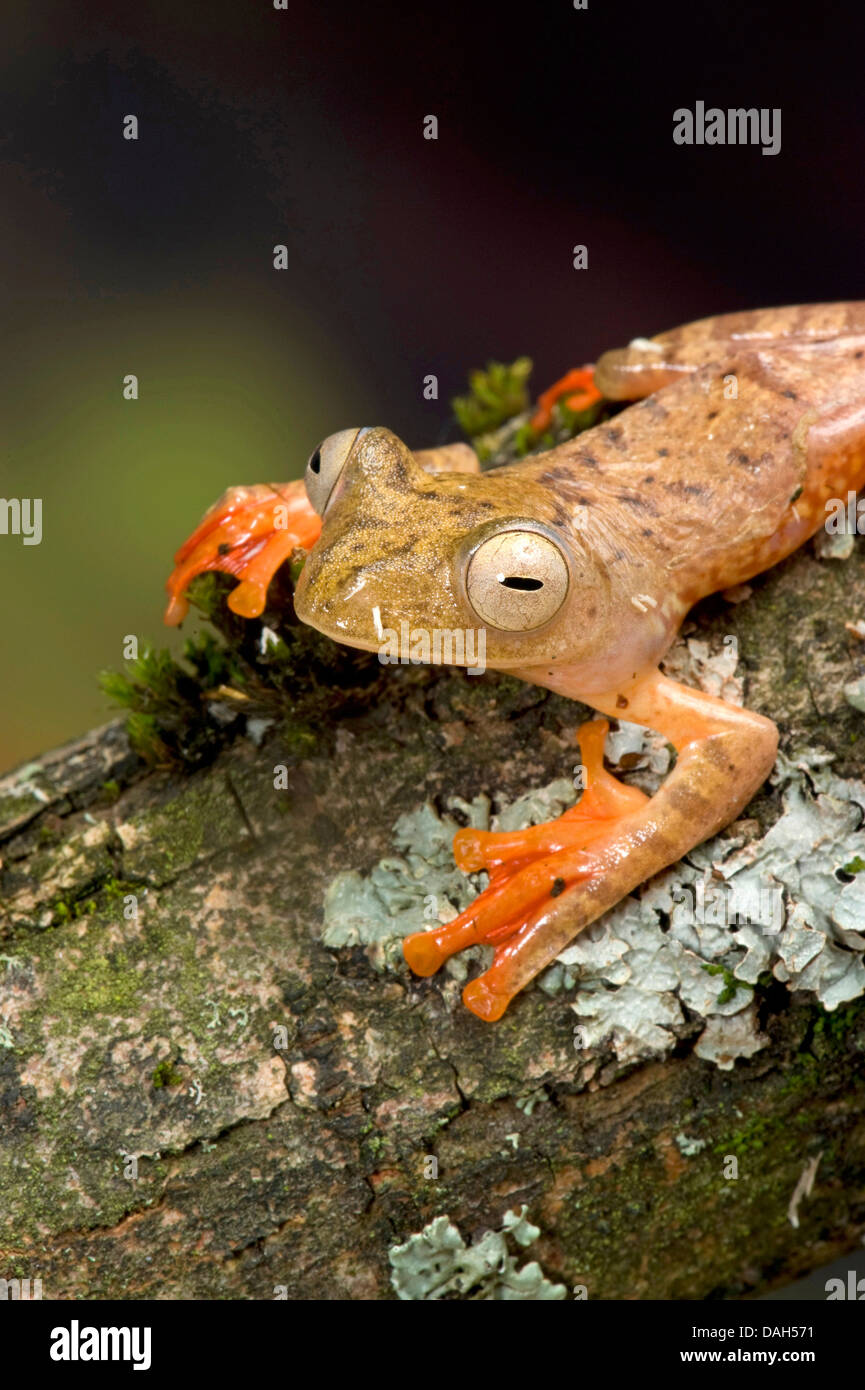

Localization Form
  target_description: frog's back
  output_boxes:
[519,304,865,604]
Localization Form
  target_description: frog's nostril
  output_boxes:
[308,447,321,475]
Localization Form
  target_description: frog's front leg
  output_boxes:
[413,442,480,475]
[405,669,778,1022]
[164,479,322,625]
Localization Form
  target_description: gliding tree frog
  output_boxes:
[164,303,865,1021]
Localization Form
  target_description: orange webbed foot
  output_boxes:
[164,479,322,626]
[402,720,649,1017]
[407,668,780,1023]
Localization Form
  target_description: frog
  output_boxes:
[164,302,865,1022]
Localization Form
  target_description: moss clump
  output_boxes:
[100,636,246,769]
[452,357,533,439]
[52,896,97,924]
[152,1058,184,1089]
[100,567,385,772]
[713,1110,796,1159]
[810,998,865,1049]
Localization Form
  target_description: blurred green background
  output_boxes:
[0,286,372,769]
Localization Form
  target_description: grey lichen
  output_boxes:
[388,1208,567,1300]
[321,780,577,969]
[814,528,856,561]
[844,676,865,713]
[321,733,865,1071]
[675,1133,708,1157]
[560,746,865,1066]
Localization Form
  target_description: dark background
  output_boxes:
[2,0,865,766]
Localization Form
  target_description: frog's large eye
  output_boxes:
[305,428,361,515]
[466,529,570,631]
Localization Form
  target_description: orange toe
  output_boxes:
[403,929,449,978]
[409,728,647,1006]
[450,720,647,876]
[452,827,488,872]
[462,974,511,1021]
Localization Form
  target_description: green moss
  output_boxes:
[52,948,143,1018]
[810,998,865,1047]
[527,397,604,457]
[152,1058,184,1089]
[776,1001,865,1101]
[99,636,250,769]
[278,720,319,757]
[99,560,389,773]
[101,876,141,903]
[181,571,233,625]
[701,962,753,1006]
[713,1110,794,1158]
[452,357,533,438]
[49,877,144,927]
[57,898,90,923]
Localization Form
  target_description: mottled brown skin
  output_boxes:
[295,303,865,696]
[593,301,865,604]
[167,303,865,1021]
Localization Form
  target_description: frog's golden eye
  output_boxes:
[305,428,361,515]
[466,528,570,631]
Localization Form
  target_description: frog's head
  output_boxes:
[292,426,613,671]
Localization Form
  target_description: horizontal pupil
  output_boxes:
[499,575,543,591]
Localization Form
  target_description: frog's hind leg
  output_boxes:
[164,479,322,625]
[459,669,778,1021]
[401,720,648,979]
[594,302,865,402]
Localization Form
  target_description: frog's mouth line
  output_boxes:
[300,608,489,668]
[296,606,564,675]
[299,616,383,657]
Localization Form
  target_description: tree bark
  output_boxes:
[1,537,864,1300]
